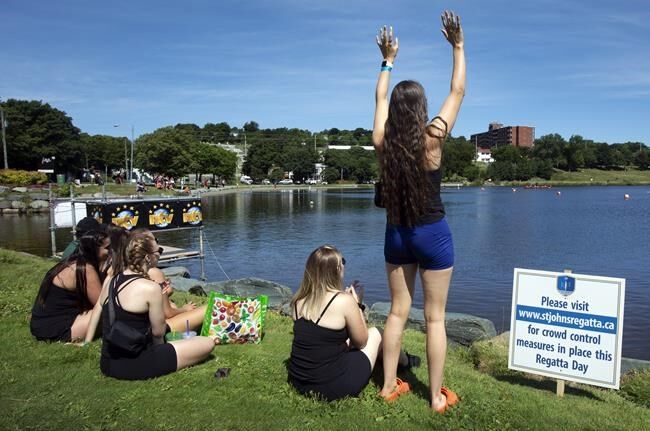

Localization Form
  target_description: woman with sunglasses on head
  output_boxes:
[288,245,414,401]
[31,231,110,342]
[84,229,214,380]
[373,11,465,413]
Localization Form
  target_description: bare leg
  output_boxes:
[421,266,453,411]
[379,263,417,396]
[359,327,383,369]
[165,305,207,332]
[169,336,215,370]
[70,311,93,341]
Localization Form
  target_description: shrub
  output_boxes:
[0,169,48,186]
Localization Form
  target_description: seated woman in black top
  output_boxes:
[31,231,109,342]
[288,245,415,401]
[84,230,215,380]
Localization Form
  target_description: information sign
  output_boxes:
[508,268,625,389]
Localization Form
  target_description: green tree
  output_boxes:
[282,143,317,182]
[1,99,82,172]
[79,133,128,172]
[134,127,194,177]
[321,167,340,184]
[442,136,475,178]
[533,134,567,169]
[202,122,232,143]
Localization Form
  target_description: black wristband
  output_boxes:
[357,302,366,311]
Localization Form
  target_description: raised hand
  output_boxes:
[376,25,399,62]
[441,10,464,47]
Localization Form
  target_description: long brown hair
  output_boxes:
[381,80,433,227]
[37,231,107,312]
[290,245,344,321]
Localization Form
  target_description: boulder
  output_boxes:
[0,185,8,193]
[29,193,49,200]
[0,200,11,209]
[368,302,497,346]
[205,277,293,311]
[30,200,50,210]
[167,276,207,293]
[161,266,191,278]
[11,200,27,210]
[12,187,28,193]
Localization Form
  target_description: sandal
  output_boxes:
[432,387,459,414]
[397,352,421,372]
[441,387,459,406]
[379,378,411,402]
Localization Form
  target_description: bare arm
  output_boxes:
[85,264,103,305]
[427,11,466,140]
[84,278,110,342]
[343,290,369,349]
[372,25,399,150]
[148,267,180,318]
[145,283,167,343]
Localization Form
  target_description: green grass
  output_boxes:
[1,248,648,430]
[493,168,650,187]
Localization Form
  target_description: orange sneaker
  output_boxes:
[379,378,411,402]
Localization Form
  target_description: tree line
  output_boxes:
[1,99,647,184]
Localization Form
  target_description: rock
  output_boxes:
[206,277,293,311]
[161,266,191,278]
[29,193,49,200]
[12,187,28,193]
[11,200,27,210]
[167,276,207,293]
[30,200,49,210]
[368,302,497,346]
[445,312,497,345]
[0,185,8,193]
[0,200,11,209]
[3,208,20,214]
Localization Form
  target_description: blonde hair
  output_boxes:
[291,245,344,321]
[124,230,157,278]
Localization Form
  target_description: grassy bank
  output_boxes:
[490,168,650,187]
[0,249,648,430]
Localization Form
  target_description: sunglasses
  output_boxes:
[342,257,346,266]
[155,247,164,255]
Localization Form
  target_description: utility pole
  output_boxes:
[130,125,135,181]
[1,106,7,169]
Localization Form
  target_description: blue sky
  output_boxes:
[1,0,649,144]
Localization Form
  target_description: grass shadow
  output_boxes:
[492,372,602,400]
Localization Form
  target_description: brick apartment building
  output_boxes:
[470,122,535,149]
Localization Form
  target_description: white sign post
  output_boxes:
[508,268,625,389]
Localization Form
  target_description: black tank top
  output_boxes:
[419,168,445,224]
[100,273,152,360]
[30,283,80,340]
[288,293,349,385]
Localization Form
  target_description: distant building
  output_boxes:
[470,122,535,149]
[476,147,494,163]
[326,145,374,151]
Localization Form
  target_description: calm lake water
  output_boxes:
[1,186,648,360]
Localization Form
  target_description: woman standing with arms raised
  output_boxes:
[373,11,465,413]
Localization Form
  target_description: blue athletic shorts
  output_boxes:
[384,218,454,270]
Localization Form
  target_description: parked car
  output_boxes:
[240,175,253,185]
[278,179,294,185]
[305,179,318,185]
[262,179,271,185]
